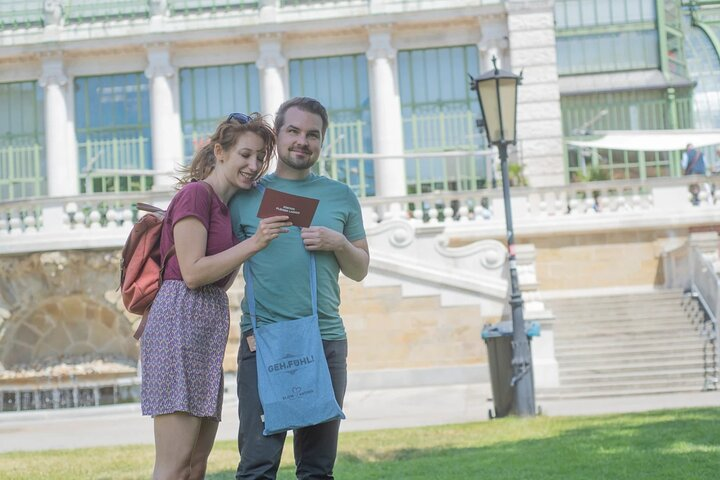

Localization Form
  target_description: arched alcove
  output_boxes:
[0,294,138,372]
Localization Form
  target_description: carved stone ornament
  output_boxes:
[150,0,168,17]
[38,58,68,88]
[434,237,507,270]
[366,31,396,61]
[256,38,286,70]
[367,219,415,248]
[43,0,63,27]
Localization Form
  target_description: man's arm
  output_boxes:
[300,227,369,281]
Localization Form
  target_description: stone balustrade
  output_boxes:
[2,175,720,255]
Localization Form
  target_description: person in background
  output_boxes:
[231,97,369,479]
[140,113,291,480]
[682,143,707,205]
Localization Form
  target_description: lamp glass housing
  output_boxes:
[474,71,519,145]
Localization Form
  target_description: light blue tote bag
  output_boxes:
[244,252,345,436]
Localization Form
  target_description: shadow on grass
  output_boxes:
[210,408,720,480]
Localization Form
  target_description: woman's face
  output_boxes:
[216,131,266,190]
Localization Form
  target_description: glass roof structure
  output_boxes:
[684,14,720,129]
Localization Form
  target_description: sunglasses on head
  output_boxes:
[227,112,251,124]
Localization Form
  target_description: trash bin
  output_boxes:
[481,320,540,418]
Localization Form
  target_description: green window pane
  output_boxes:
[0,81,45,200]
[169,0,259,15]
[74,73,152,193]
[179,63,261,164]
[557,30,659,75]
[555,0,655,29]
[289,54,372,196]
[0,1,44,30]
[64,0,149,24]
[398,45,486,192]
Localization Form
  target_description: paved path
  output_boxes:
[1,383,719,453]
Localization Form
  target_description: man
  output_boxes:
[682,143,706,176]
[230,97,369,479]
[682,143,707,205]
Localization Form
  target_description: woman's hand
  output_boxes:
[252,215,292,250]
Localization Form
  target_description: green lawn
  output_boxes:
[2,408,719,479]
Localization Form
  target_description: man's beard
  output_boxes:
[279,150,318,171]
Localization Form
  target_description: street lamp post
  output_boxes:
[471,57,536,417]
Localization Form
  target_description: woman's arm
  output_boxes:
[175,215,290,289]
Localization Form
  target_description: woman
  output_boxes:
[140,113,291,480]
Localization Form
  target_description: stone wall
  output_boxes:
[530,230,680,290]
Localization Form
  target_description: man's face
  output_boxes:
[276,107,324,172]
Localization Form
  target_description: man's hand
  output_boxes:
[302,227,369,281]
[300,226,346,252]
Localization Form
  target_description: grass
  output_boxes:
[1,408,719,479]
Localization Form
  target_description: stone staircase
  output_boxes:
[538,289,712,399]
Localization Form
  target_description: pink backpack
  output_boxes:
[119,202,175,339]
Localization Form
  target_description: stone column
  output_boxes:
[256,35,287,119]
[145,45,183,190]
[256,35,287,173]
[506,0,564,187]
[367,30,406,211]
[40,56,77,197]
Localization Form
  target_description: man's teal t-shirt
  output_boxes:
[229,173,366,340]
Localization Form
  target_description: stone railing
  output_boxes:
[0,191,174,254]
[3,175,720,254]
[361,175,720,226]
[1,0,500,31]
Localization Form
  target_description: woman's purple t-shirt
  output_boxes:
[161,180,238,288]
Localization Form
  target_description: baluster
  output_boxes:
[74,209,87,228]
[9,213,22,235]
[0,213,8,235]
[105,208,120,228]
[411,207,424,224]
[457,205,470,222]
[597,195,609,212]
[427,206,439,224]
[616,196,627,211]
[89,207,102,229]
[442,206,454,224]
[537,200,548,216]
[65,202,79,228]
[23,212,37,233]
[568,198,580,215]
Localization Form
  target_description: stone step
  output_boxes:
[552,330,701,343]
[560,359,708,378]
[547,308,687,319]
[544,290,707,395]
[557,351,707,369]
[558,368,706,386]
[537,384,706,401]
[546,291,683,305]
[560,350,705,374]
[553,321,693,335]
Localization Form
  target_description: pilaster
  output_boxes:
[506,0,565,187]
